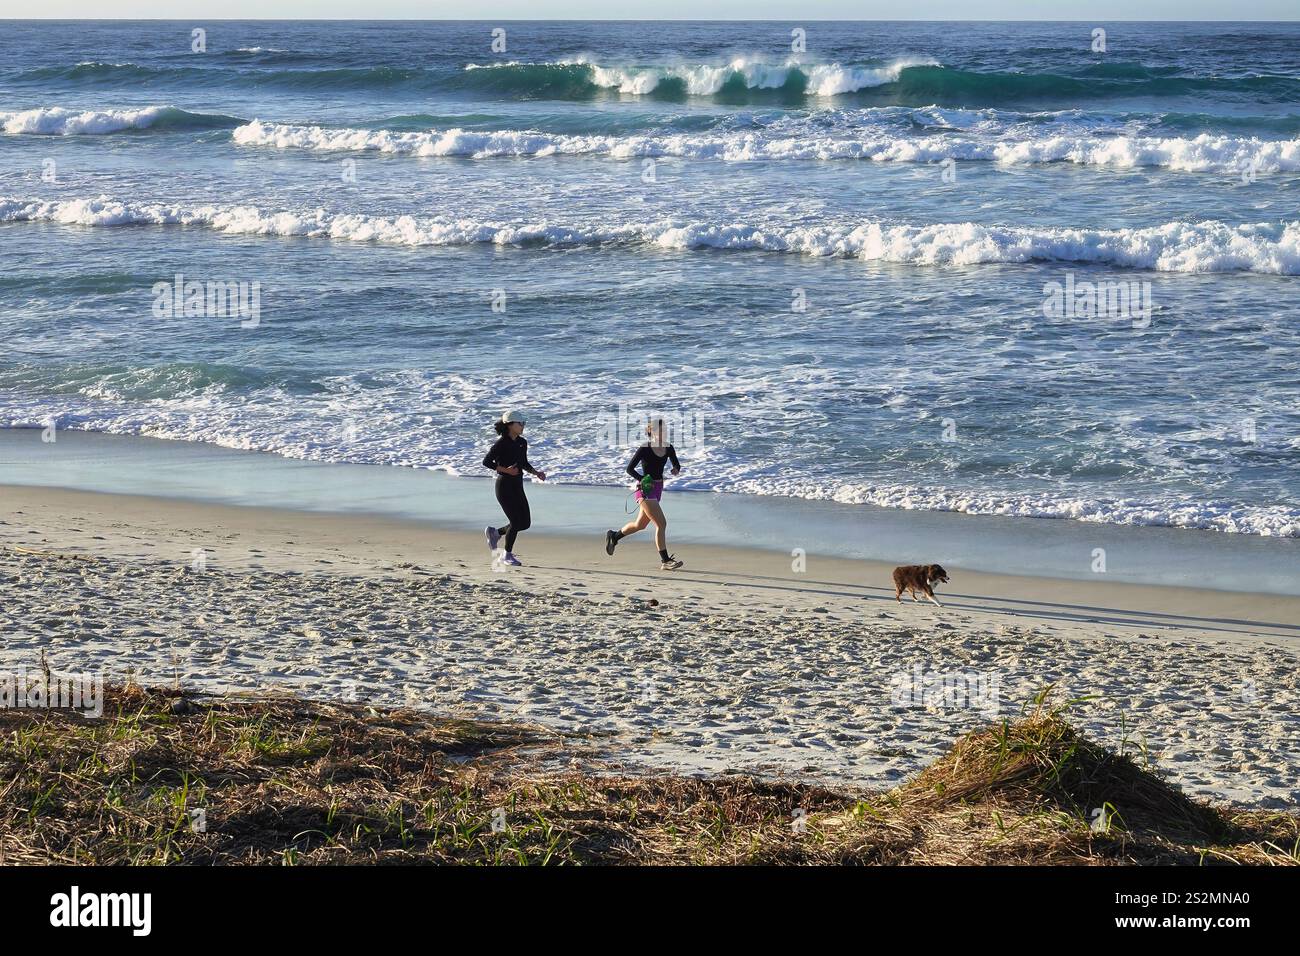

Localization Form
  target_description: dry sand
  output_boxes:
[2,483,1297,808]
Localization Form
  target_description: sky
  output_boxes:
[2,2,1296,20]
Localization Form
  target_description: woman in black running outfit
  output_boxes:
[483,410,546,566]
[605,418,683,570]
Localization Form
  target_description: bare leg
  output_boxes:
[643,499,668,552]
[619,510,651,537]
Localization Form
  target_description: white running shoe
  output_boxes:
[485,526,501,551]
[503,552,522,567]
[660,554,683,571]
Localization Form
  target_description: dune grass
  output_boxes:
[0,684,1295,865]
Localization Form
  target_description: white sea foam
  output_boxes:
[1,105,178,135]
[580,57,939,96]
[731,478,1300,538]
[231,118,1300,174]
[231,119,604,157]
[463,57,939,96]
[5,195,1296,274]
[3,394,1295,539]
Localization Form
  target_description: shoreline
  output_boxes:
[4,482,1300,638]
[3,427,1299,595]
[3,482,1298,807]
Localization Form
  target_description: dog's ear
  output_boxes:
[927,564,938,578]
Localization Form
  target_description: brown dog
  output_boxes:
[892,564,950,607]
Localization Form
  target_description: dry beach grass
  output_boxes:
[1,684,1296,866]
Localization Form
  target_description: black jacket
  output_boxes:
[483,435,537,479]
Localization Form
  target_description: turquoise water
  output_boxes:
[1,21,1297,538]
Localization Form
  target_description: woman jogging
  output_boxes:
[483,410,546,566]
[604,418,683,570]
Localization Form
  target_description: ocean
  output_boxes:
[1,19,1297,539]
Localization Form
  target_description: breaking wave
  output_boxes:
[231,117,1300,175]
[0,104,242,135]
[2,195,1298,274]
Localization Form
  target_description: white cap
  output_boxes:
[501,409,526,424]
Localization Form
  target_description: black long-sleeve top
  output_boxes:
[483,435,538,479]
[626,444,680,482]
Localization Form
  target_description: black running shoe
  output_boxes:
[605,530,618,556]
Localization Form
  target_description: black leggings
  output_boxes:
[495,477,531,552]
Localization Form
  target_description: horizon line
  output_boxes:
[4,17,1299,23]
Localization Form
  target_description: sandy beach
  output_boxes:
[3,482,1297,809]
[7,5,1300,902]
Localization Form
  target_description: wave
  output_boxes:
[2,407,1294,538]
[15,62,210,85]
[0,104,242,135]
[464,56,938,97]
[16,57,1300,105]
[459,57,1300,103]
[1154,111,1300,136]
[737,478,1300,538]
[890,64,1300,105]
[11,61,431,92]
[3,195,1298,274]
[231,118,1300,174]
